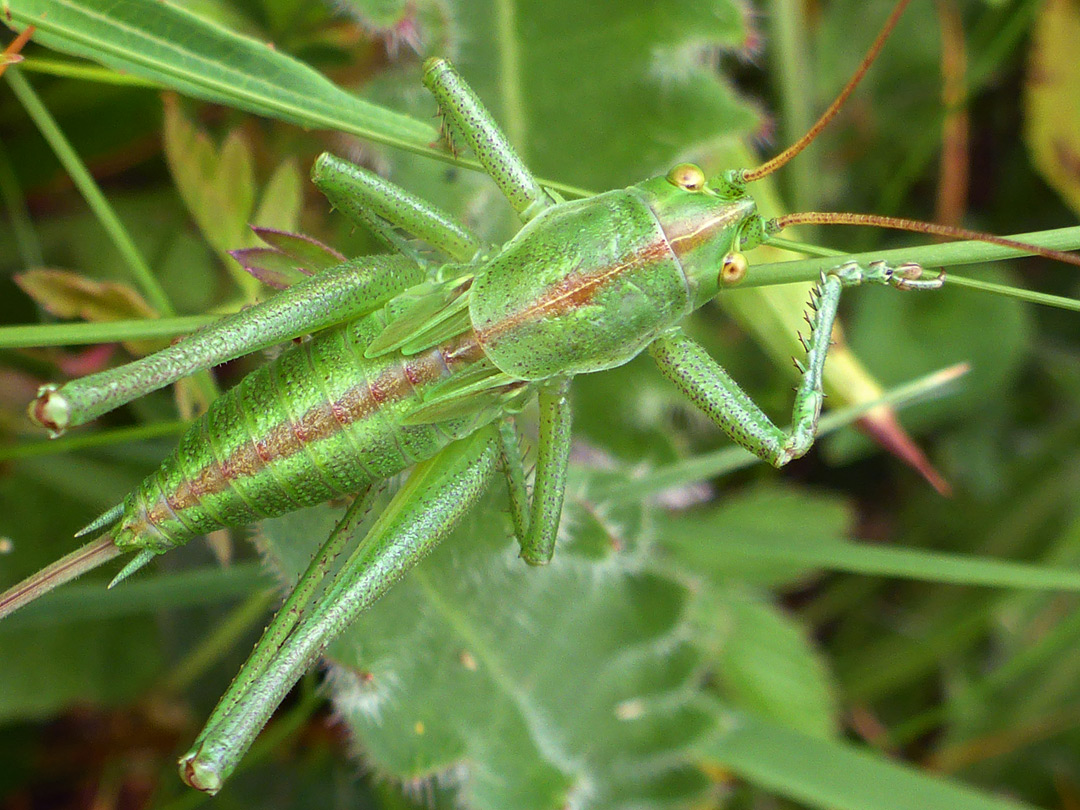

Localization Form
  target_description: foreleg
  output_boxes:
[649,261,940,466]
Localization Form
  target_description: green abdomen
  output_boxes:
[115,314,491,552]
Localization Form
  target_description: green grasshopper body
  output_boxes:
[28,156,916,564]
[0,55,951,792]
[36,163,762,558]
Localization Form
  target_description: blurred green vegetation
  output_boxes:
[1,1,1080,808]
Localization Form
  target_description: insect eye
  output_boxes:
[720,252,748,286]
[666,163,706,191]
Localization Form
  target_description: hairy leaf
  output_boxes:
[259,475,712,810]
[693,584,838,739]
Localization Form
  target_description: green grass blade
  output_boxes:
[757,226,1080,307]
[698,705,1038,810]
[661,522,1080,590]
[4,68,174,314]
[0,420,188,462]
[0,562,271,630]
[0,314,213,348]
[0,137,42,266]
[17,55,160,86]
[946,272,1080,310]
[888,591,1080,746]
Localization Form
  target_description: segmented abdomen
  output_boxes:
[114,313,490,553]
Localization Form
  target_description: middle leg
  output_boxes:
[498,379,573,565]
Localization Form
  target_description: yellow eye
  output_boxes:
[720,252,748,286]
[666,163,706,191]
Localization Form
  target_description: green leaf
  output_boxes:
[1025,0,1080,216]
[660,486,1080,591]
[162,95,258,290]
[252,160,303,233]
[228,247,314,290]
[259,476,712,810]
[249,227,344,271]
[697,705,1040,810]
[2,0,435,154]
[694,584,838,739]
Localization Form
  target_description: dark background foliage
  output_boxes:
[1,0,1080,808]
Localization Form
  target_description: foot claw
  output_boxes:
[891,262,945,291]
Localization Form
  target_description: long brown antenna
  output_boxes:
[771,212,1080,268]
[742,0,912,183]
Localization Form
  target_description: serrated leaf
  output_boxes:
[259,475,712,810]
[230,228,347,289]
[14,268,160,354]
[1025,0,1080,216]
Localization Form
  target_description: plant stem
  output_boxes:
[0,419,189,462]
[4,68,175,314]
[0,315,213,349]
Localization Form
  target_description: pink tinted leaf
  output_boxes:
[57,344,117,377]
[229,248,314,290]
[251,226,345,271]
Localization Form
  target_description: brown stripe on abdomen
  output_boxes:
[130,320,493,549]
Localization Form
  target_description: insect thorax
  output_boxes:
[469,190,693,381]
